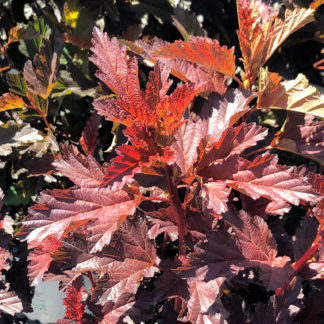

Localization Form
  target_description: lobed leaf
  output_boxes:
[237,0,315,83]
[0,93,26,112]
[6,25,39,47]
[131,37,229,94]
[155,36,236,78]
[172,6,206,41]
[24,187,137,250]
[28,236,62,286]
[227,154,319,206]
[180,278,227,323]
[273,112,324,165]
[53,153,105,188]
[258,69,324,120]
[79,113,101,156]
[24,40,63,99]
[88,219,160,306]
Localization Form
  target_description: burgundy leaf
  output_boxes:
[198,123,268,171]
[241,195,291,218]
[100,292,153,324]
[252,277,303,323]
[0,247,10,273]
[0,231,12,273]
[24,187,137,251]
[274,112,324,165]
[53,154,105,188]
[227,154,319,206]
[172,118,206,175]
[90,218,160,306]
[80,113,101,156]
[199,89,252,142]
[201,180,230,214]
[188,211,291,290]
[180,278,227,323]
[90,27,145,108]
[28,236,62,286]
[100,293,137,324]
[28,153,57,177]
[231,211,292,290]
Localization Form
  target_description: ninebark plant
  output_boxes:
[0,0,323,322]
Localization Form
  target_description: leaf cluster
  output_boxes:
[0,0,323,323]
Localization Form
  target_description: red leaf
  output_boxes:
[232,211,292,290]
[155,36,236,77]
[198,122,268,171]
[100,293,139,324]
[180,278,227,323]
[91,29,202,139]
[172,118,206,175]
[201,180,230,214]
[63,276,85,321]
[199,89,252,144]
[91,28,146,110]
[134,37,229,95]
[79,113,101,156]
[28,236,62,286]
[103,144,147,189]
[85,219,160,306]
[53,154,105,188]
[189,211,291,291]
[252,277,302,323]
[227,154,319,206]
[172,89,253,176]
[24,187,137,251]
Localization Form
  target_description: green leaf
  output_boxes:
[4,180,31,206]
[7,73,28,97]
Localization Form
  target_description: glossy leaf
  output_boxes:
[237,0,314,83]
[227,154,319,206]
[258,69,324,119]
[155,36,235,77]
[90,219,160,306]
[24,187,137,250]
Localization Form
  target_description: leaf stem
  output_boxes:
[40,113,52,131]
[244,146,271,158]
[165,165,188,255]
[232,75,245,89]
[142,196,171,203]
[276,225,323,296]
[0,65,10,73]
[86,271,96,289]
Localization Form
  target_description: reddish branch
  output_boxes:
[165,165,188,255]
